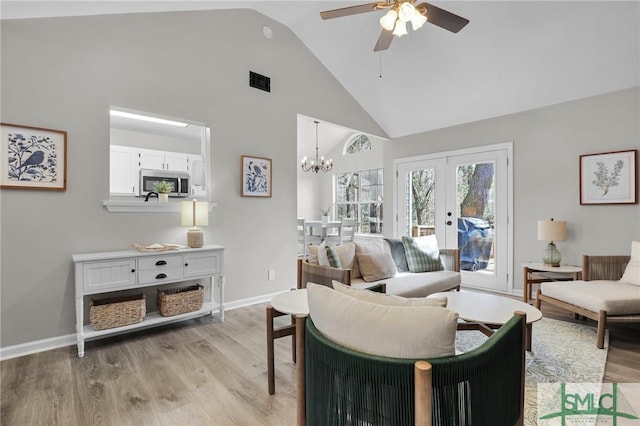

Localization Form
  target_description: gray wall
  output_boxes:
[384,87,640,290]
[0,10,385,348]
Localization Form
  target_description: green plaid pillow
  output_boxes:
[325,244,342,269]
[401,235,444,273]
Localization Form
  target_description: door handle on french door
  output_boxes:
[446,221,452,226]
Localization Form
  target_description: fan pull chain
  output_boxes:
[379,54,383,78]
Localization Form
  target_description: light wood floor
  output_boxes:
[2,300,639,425]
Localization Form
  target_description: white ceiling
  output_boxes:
[2,0,639,143]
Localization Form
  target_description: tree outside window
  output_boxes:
[335,169,383,235]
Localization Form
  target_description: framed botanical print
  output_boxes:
[0,123,67,190]
[241,155,272,197]
[579,149,637,205]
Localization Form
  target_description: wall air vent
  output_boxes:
[249,71,271,93]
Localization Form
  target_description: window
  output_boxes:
[335,169,383,234]
[104,107,210,212]
[344,134,371,154]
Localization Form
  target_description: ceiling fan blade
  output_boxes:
[320,2,379,20]
[418,2,469,33]
[373,29,394,52]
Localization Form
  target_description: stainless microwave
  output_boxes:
[139,169,189,198]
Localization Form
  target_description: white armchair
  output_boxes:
[536,241,639,348]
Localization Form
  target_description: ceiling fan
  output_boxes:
[320,0,469,51]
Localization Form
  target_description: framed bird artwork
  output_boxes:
[241,155,272,197]
[0,123,67,191]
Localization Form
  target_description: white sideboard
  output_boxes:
[72,245,224,357]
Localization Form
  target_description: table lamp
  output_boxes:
[537,218,567,267]
[181,199,209,248]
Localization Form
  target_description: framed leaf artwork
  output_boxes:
[579,149,637,205]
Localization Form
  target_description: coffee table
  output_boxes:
[429,291,542,351]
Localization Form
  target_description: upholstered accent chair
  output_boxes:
[294,284,526,426]
[536,242,640,349]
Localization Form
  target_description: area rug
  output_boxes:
[455,318,609,426]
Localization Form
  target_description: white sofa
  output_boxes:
[298,236,461,297]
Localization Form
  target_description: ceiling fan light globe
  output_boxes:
[393,19,408,37]
[380,9,397,31]
[398,2,416,22]
[411,12,427,30]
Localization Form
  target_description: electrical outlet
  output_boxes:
[268,269,275,281]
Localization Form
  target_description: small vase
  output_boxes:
[322,215,329,225]
[159,193,169,203]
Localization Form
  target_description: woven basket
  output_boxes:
[157,284,203,317]
[90,294,146,331]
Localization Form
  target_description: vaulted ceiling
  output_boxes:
[3,1,639,141]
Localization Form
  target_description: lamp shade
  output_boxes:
[537,219,566,242]
[393,19,408,37]
[380,9,397,31]
[181,200,209,227]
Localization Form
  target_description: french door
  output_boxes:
[395,144,512,292]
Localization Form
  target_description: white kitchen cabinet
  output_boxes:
[109,145,139,195]
[73,245,225,357]
[140,149,194,172]
[110,145,202,196]
[138,148,166,170]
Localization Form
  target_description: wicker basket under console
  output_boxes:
[157,284,204,317]
[90,294,146,331]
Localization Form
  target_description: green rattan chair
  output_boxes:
[295,312,526,426]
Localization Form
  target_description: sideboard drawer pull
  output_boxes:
[155,273,167,279]
[155,260,167,266]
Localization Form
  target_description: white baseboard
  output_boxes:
[0,291,287,362]
[0,333,76,361]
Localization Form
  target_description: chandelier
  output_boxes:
[379,1,428,37]
[301,120,333,173]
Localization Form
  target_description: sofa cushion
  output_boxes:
[402,235,444,273]
[620,241,640,286]
[385,238,410,272]
[356,251,397,282]
[332,280,447,307]
[307,283,458,358]
[350,271,461,298]
[541,280,640,315]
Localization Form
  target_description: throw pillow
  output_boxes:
[620,240,640,286]
[402,235,444,273]
[384,238,410,272]
[355,251,398,282]
[353,239,394,279]
[325,244,342,268]
[317,241,356,270]
[307,283,458,359]
[307,245,319,264]
[332,280,447,307]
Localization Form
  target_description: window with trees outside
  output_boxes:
[344,134,371,154]
[335,169,383,234]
